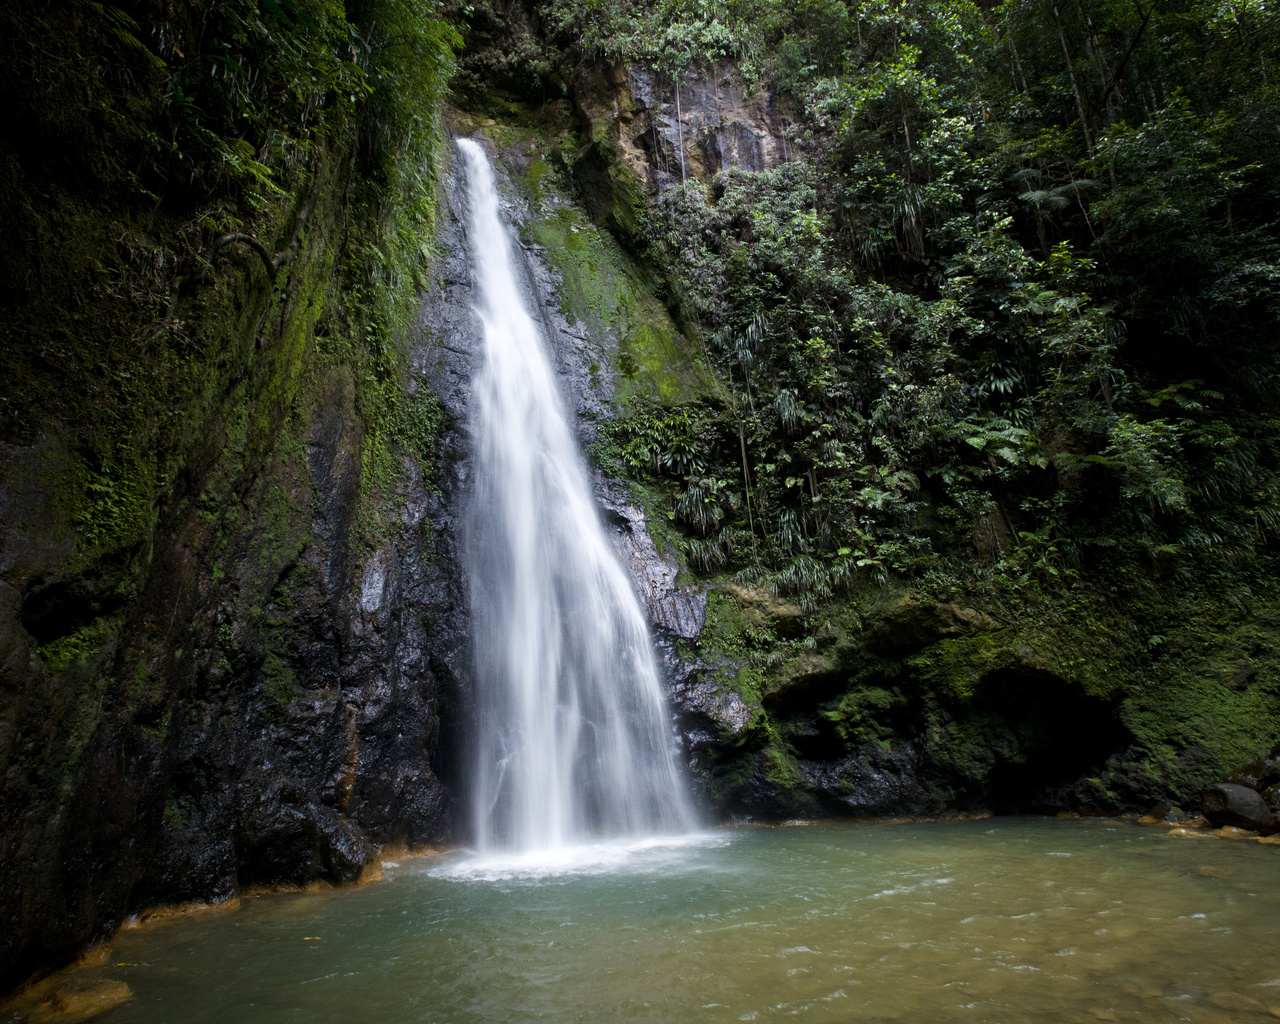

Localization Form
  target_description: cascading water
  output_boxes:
[457,137,695,853]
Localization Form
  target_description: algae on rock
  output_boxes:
[0,1,461,996]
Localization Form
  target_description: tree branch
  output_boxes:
[1095,3,1155,113]
[213,233,278,280]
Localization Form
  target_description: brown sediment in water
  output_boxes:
[124,895,243,928]
[1,842,457,1013]
[20,818,1280,1023]
[127,843,452,922]
[761,810,1280,848]
[731,810,999,830]
[0,899,245,1015]
[377,841,452,862]
[1091,810,1280,845]
[1,945,134,1023]
[1161,821,1280,846]
[8,977,134,1024]
[168,843,456,908]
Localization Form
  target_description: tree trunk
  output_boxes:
[675,75,686,182]
[1052,1,1095,155]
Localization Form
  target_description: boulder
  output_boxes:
[1144,801,1190,824]
[1224,757,1280,791]
[1201,783,1276,834]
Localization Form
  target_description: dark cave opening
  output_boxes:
[962,669,1133,813]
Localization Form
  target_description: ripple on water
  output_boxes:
[13,818,1280,1024]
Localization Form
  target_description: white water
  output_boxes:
[432,832,729,883]
[457,137,695,853]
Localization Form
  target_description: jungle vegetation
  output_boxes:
[0,0,459,562]
[2,0,1276,830]
[456,0,1280,616]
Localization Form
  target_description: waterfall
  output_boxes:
[457,137,695,852]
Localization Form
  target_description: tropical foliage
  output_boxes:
[521,0,1280,604]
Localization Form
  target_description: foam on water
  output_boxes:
[429,831,730,882]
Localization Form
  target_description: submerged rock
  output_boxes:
[1201,783,1276,834]
[1144,801,1192,824]
[1207,990,1268,1014]
[1213,825,1259,839]
[45,978,132,1019]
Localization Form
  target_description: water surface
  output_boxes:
[34,819,1280,1023]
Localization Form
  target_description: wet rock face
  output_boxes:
[48,977,133,1017]
[799,744,941,819]
[132,240,471,899]
[664,572,1144,821]
[0,164,472,993]
[604,494,706,640]
[571,57,793,204]
[1224,757,1280,791]
[1201,783,1277,834]
[622,63,791,186]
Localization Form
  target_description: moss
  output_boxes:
[162,794,196,828]
[705,747,763,796]
[617,321,705,406]
[568,126,650,243]
[527,208,624,327]
[821,686,903,745]
[761,724,802,788]
[1117,603,1280,799]
[523,198,712,412]
[700,587,760,658]
[138,709,172,742]
[687,568,1276,810]
[124,650,168,709]
[721,663,769,707]
[37,616,121,675]
[360,381,449,498]
[612,479,682,561]
[261,651,299,712]
[73,447,159,553]
[906,632,1011,701]
[526,157,552,203]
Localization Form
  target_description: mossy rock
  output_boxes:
[863,593,1000,657]
[524,205,713,410]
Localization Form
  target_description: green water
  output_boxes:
[24,820,1280,1023]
